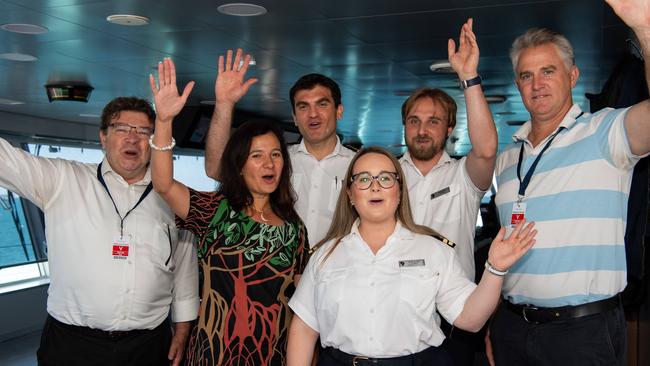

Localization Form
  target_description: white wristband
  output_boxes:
[148,134,176,151]
[485,260,508,277]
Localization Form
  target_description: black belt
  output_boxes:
[323,346,440,366]
[505,294,621,324]
[48,315,165,340]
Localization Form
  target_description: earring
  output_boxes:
[350,201,355,206]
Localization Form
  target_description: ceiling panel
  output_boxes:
[0,0,633,156]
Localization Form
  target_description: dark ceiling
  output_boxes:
[0,0,632,155]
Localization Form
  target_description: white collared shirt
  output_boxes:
[289,137,355,246]
[400,151,485,280]
[0,138,199,331]
[289,220,476,357]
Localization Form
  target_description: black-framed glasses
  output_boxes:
[109,122,152,138]
[350,171,399,190]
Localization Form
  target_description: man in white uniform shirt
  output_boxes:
[0,97,198,366]
[399,19,497,282]
[205,50,354,246]
[398,19,497,366]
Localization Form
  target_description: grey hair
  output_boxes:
[510,28,575,73]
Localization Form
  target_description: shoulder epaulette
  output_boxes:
[432,233,456,248]
[342,143,360,152]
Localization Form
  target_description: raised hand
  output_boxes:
[605,0,650,31]
[149,58,195,123]
[216,48,258,106]
[448,18,480,81]
[487,220,537,272]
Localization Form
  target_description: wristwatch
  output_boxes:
[460,75,482,90]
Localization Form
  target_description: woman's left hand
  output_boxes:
[149,57,195,123]
[487,220,537,272]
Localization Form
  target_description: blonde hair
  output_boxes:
[510,28,575,73]
[313,146,440,264]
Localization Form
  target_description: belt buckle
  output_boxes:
[352,356,369,365]
[522,305,538,323]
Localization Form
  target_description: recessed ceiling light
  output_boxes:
[238,56,256,69]
[106,14,150,26]
[0,53,38,61]
[0,98,24,105]
[1,23,48,34]
[217,3,267,16]
[429,60,454,73]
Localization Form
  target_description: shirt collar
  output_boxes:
[100,157,151,186]
[348,219,414,243]
[513,104,583,143]
[400,150,452,174]
[296,135,352,159]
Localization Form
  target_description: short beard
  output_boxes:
[406,134,447,161]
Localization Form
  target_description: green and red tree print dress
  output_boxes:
[177,189,309,366]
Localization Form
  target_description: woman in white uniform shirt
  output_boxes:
[287,147,536,365]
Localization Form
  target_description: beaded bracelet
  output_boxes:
[485,260,508,277]
[148,134,176,151]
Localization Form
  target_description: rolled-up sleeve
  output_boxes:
[170,229,199,322]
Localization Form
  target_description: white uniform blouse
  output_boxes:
[289,220,476,358]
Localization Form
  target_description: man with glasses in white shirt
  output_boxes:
[0,96,198,366]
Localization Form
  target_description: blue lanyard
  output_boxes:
[96,162,153,238]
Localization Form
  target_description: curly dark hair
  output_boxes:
[289,73,342,112]
[100,96,156,132]
[218,120,299,223]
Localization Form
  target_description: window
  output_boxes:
[1,142,215,287]
[0,187,36,268]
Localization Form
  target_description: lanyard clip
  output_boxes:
[517,194,524,203]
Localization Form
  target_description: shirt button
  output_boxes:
[127,260,132,265]
[369,308,374,314]
[314,185,319,189]
[369,336,374,341]
[311,209,315,213]
[370,282,375,287]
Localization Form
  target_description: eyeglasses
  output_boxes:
[350,171,399,190]
[109,123,152,138]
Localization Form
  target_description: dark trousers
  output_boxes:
[439,316,476,366]
[317,346,452,366]
[37,315,172,366]
[489,301,626,366]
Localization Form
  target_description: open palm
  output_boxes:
[149,58,194,123]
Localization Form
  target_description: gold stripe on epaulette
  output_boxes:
[433,234,456,248]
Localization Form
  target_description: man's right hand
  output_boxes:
[215,48,258,107]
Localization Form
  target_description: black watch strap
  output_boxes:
[460,75,482,90]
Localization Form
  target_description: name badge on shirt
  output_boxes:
[430,187,451,200]
[399,259,425,268]
[507,202,527,237]
[112,236,130,260]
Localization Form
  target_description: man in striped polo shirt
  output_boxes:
[489,1,650,365]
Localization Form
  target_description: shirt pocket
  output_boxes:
[292,173,304,196]
[399,268,439,312]
[315,267,348,323]
[429,183,462,223]
[328,178,342,212]
[149,222,176,273]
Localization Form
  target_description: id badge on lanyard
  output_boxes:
[112,236,130,260]
[507,201,527,238]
